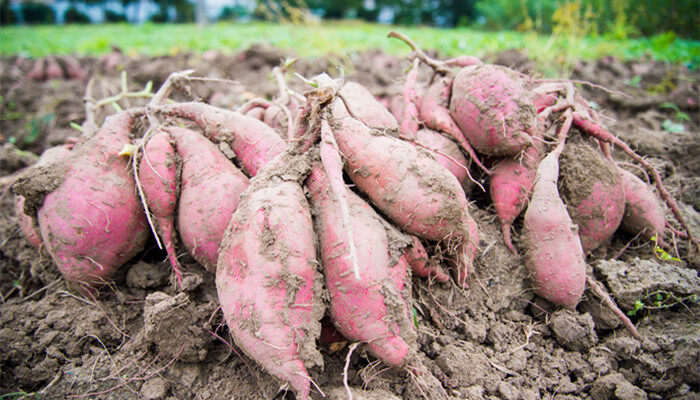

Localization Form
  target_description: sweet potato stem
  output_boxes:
[387,30,450,75]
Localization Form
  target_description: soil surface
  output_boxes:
[1,45,699,400]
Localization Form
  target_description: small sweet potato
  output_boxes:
[332,81,398,130]
[139,130,181,279]
[618,168,665,241]
[14,144,73,248]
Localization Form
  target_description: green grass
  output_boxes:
[2,21,698,66]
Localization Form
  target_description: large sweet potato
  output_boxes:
[217,152,322,400]
[307,165,415,367]
[14,112,149,290]
[522,141,586,309]
[157,102,286,176]
[332,116,478,286]
[449,64,536,156]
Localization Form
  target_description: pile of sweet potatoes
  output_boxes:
[9,32,697,399]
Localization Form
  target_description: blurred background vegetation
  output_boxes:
[2,0,698,40]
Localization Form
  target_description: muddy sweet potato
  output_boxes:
[333,116,478,286]
[217,152,322,400]
[307,164,415,367]
[157,102,286,176]
[559,135,625,252]
[332,81,398,130]
[14,144,73,248]
[449,64,536,156]
[13,111,149,290]
[618,168,666,241]
[139,130,182,280]
[169,126,250,272]
[522,141,586,309]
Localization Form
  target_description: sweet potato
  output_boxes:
[449,64,536,156]
[307,164,415,367]
[45,56,63,80]
[559,135,625,252]
[27,58,45,81]
[332,81,398,130]
[157,102,286,176]
[169,126,249,272]
[332,116,478,286]
[418,77,489,172]
[522,130,586,309]
[62,56,86,81]
[244,106,266,120]
[403,235,449,283]
[490,132,543,254]
[14,144,73,248]
[618,168,665,241]
[217,152,322,400]
[139,130,181,280]
[13,111,149,290]
[415,128,473,193]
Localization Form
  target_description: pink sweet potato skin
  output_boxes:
[415,128,472,192]
[333,81,398,130]
[307,166,414,367]
[217,154,321,400]
[139,130,180,275]
[27,112,149,289]
[449,64,536,156]
[490,138,543,254]
[170,126,249,272]
[522,149,586,309]
[333,116,478,285]
[159,102,286,176]
[15,145,74,248]
[619,168,665,240]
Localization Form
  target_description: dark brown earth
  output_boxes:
[1,45,699,400]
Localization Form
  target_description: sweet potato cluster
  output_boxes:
[11,32,695,399]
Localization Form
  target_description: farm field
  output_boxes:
[1,23,699,400]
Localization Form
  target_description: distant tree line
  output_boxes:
[2,0,698,39]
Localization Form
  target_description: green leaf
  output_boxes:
[661,119,684,133]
